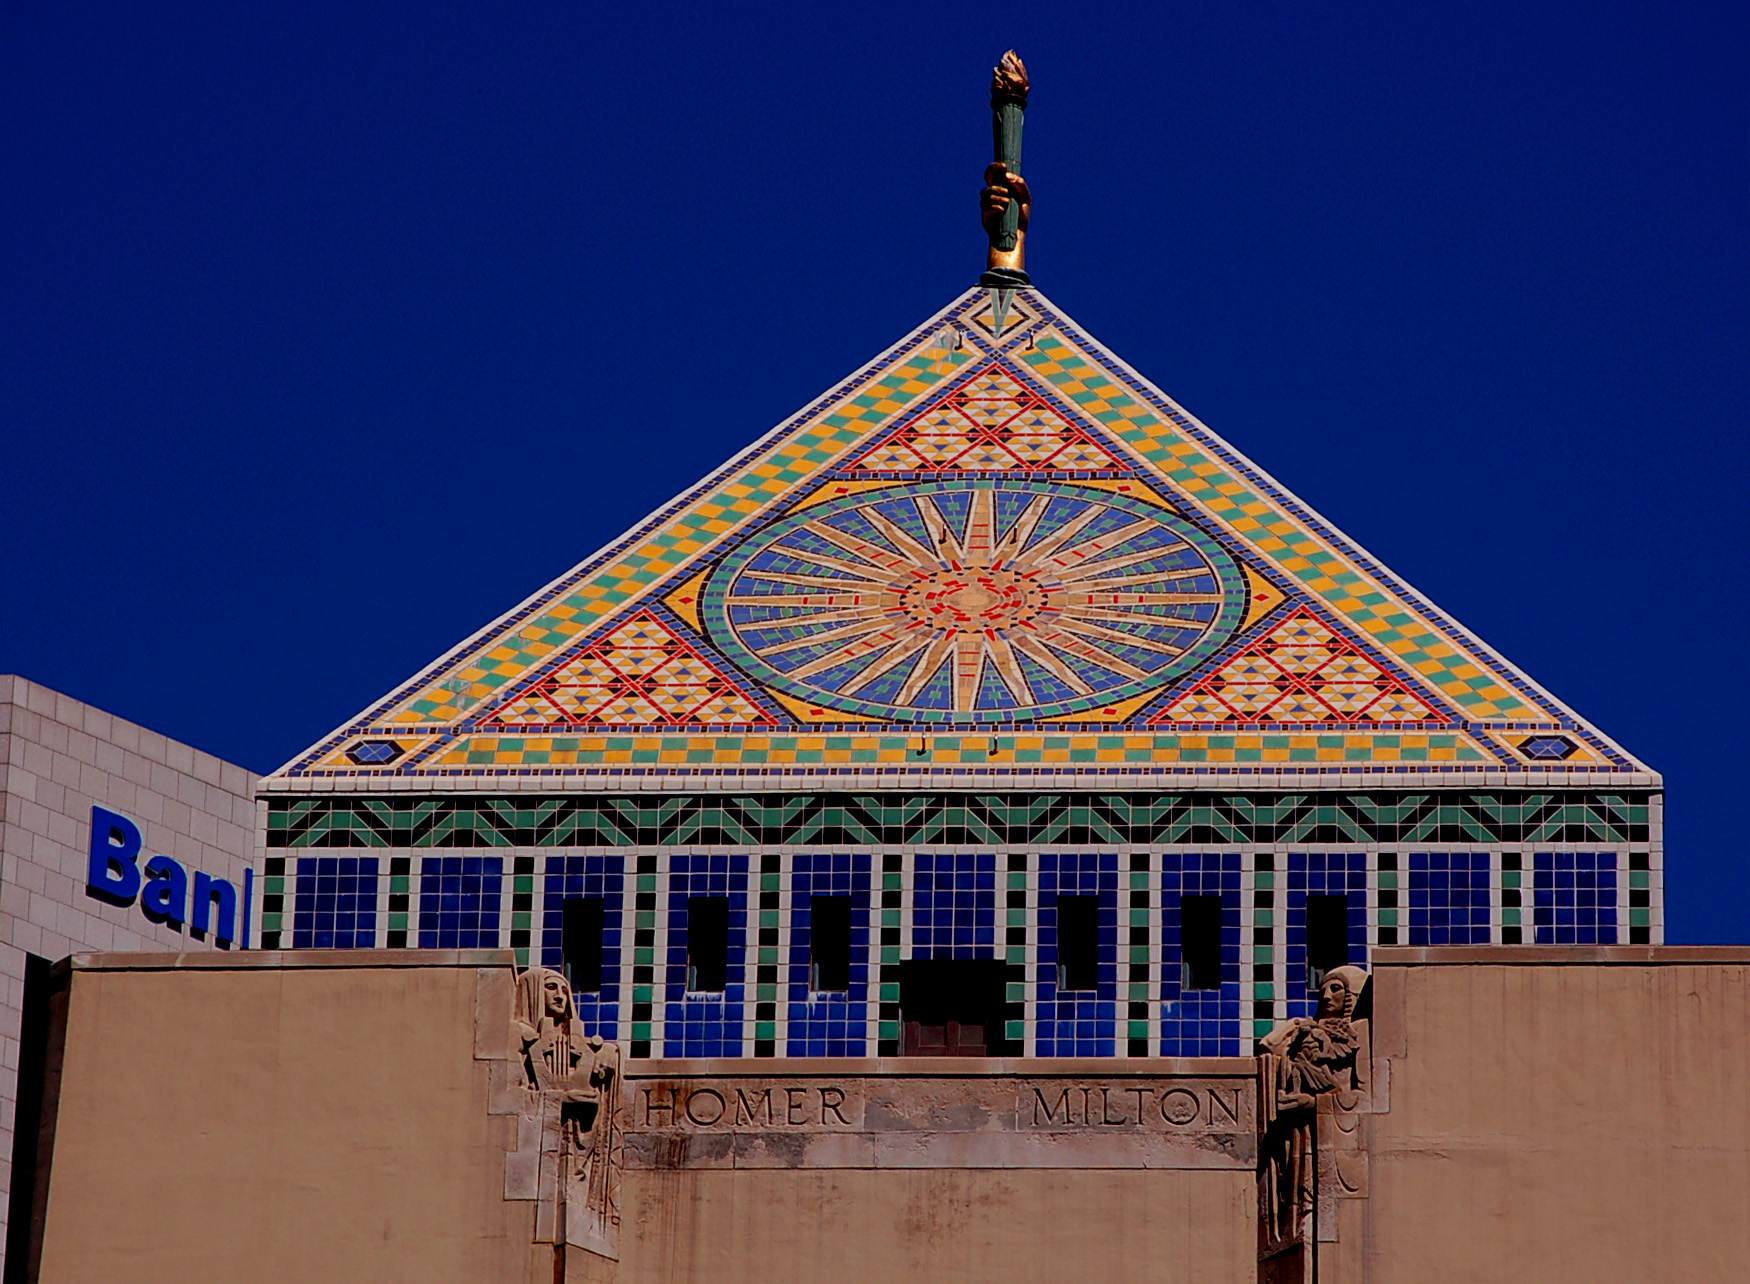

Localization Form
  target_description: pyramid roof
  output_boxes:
[268,288,1655,792]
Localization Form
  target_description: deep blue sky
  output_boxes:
[3,4,1744,940]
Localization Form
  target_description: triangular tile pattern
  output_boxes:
[846,366,1124,473]
[1150,608,1445,725]
[966,292,1037,339]
[481,612,770,728]
[272,287,1654,783]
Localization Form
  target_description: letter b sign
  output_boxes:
[88,806,143,904]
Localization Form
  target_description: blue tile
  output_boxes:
[1535,852,1618,944]
[663,855,750,1057]
[1286,851,1369,1019]
[291,856,379,949]
[417,856,502,949]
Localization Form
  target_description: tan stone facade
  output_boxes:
[21,946,1750,1283]
[1349,946,1750,1280]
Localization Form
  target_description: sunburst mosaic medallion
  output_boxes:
[702,480,1246,723]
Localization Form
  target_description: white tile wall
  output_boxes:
[0,675,257,1252]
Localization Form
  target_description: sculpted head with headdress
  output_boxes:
[516,966,576,1036]
[513,966,580,1091]
[1315,965,1370,1022]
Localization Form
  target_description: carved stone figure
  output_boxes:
[512,967,621,1254]
[570,1031,622,1244]
[1256,965,1371,1253]
[514,966,582,1090]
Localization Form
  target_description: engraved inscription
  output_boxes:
[620,1072,1259,1171]
[641,1082,861,1129]
[1023,1083,1244,1129]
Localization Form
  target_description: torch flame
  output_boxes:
[991,50,1029,103]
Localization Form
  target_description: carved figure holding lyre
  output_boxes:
[571,1030,621,1238]
[512,967,622,1250]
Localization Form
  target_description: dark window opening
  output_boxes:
[898,958,1010,1056]
[4,954,53,1284]
[1180,894,1224,991]
[1055,895,1100,992]
[687,896,730,992]
[562,898,605,993]
[1306,894,1350,989]
[809,895,852,992]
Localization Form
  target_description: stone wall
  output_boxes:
[32,952,534,1284]
[1334,946,1750,1281]
[23,946,1750,1284]
[610,1059,1256,1284]
[31,952,1260,1284]
[616,1168,1252,1284]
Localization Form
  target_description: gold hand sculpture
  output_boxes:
[982,162,1031,277]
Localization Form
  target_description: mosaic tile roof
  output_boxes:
[273,288,1655,790]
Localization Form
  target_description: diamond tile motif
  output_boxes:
[845,366,1124,474]
[271,287,1653,783]
[259,256,1668,1058]
[482,611,770,728]
[1151,608,1445,725]
[1519,734,1577,761]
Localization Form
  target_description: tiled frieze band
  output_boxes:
[266,791,1654,850]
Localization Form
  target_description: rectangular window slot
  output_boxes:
[1180,894,1223,991]
[562,897,605,993]
[687,896,730,992]
[810,895,852,992]
[1307,893,1350,989]
[898,958,1011,1056]
[1055,894,1100,992]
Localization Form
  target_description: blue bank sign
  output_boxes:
[87,806,253,947]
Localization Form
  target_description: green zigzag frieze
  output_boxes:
[265,792,1652,849]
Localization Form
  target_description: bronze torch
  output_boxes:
[980,51,1031,287]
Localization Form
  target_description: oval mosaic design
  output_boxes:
[702,480,1246,723]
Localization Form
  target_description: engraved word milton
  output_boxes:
[1023,1083,1244,1129]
